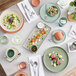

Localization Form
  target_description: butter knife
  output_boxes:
[21,3,30,21]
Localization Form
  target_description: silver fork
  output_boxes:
[25,4,35,17]
[21,3,30,21]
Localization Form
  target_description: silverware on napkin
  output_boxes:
[21,3,30,21]
[30,60,39,76]
[25,4,35,17]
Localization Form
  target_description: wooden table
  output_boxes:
[0,64,6,76]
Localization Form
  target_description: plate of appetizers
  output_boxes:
[52,29,66,43]
[23,22,51,52]
[0,9,24,33]
[43,46,69,72]
[40,3,61,23]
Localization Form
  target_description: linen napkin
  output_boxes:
[29,55,45,76]
[57,0,69,9]
[69,25,76,39]
[17,0,38,23]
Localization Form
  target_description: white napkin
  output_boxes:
[29,55,45,76]
[69,25,76,39]
[17,0,38,23]
[57,0,69,9]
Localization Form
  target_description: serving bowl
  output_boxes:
[46,6,58,17]
[0,9,24,33]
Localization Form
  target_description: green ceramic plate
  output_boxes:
[52,29,66,43]
[40,3,61,23]
[43,46,69,72]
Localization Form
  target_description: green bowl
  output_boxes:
[46,6,58,17]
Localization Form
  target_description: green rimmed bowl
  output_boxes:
[46,6,58,17]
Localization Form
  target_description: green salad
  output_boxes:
[3,14,20,30]
[47,6,58,16]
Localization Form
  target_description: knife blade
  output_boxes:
[21,3,30,21]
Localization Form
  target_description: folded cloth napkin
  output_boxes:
[29,55,45,76]
[69,25,76,39]
[17,0,38,23]
[57,0,69,9]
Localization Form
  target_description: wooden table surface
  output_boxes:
[0,64,6,76]
[0,0,21,11]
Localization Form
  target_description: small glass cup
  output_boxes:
[58,17,67,27]
[19,62,27,70]
[0,36,8,44]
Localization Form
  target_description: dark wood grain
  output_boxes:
[0,64,6,76]
[0,0,21,11]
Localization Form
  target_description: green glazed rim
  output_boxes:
[40,3,61,23]
[43,46,69,72]
[52,29,66,43]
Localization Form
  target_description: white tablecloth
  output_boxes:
[0,0,76,76]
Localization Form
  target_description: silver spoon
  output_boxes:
[33,61,39,76]
[30,61,39,76]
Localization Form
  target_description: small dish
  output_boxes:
[37,22,45,29]
[0,35,8,44]
[46,6,58,17]
[52,29,66,43]
[32,0,40,7]
[12,36,22,45]
[4,47,20,62]
[31,45,37,52]
[15,72,28,76]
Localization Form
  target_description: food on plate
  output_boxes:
[54,31,64,41]
[29,28,46,45]
[49,52,64,67]
[31,45,37,52]
[3,14,20,30]
[47,6,58,16]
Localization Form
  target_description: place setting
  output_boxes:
[40,3,61,23]
[0,0,76,76]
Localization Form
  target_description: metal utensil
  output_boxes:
[30,60,39,76]
[73,30,76,35]
[33,61,39,76]
[21,3,30,21]
[25,4,35,17]
[10,53,21,62]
